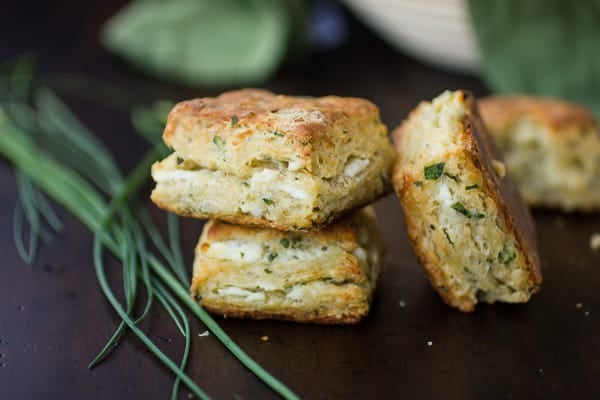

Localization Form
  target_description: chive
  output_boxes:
[230,115,238,126]
[267,252,278,262]
[264,268,273,274]
[450,202,485,219]
[272,131,285,137]
[167,213,188,285]
[280,238,290,248]
[443,228,454,246]
[498,246,516,264]
[465,184,478,190]
[213,135,225,149]
[243,181,250,187]
[0,67,300,400]
[263,198,274,205]
[93,238,209,400]
[148,256,299,400]
[424,162,444,180]
[240,252,245,259]
[444,173,459,183]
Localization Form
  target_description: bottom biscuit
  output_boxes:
[190,207,383,324]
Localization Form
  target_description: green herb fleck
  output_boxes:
[267,252,278,262]
[445,173,459,183]
[443,228,454,245]
[264,268,273,274]
[465,184,478,190]
[263,198,274,205]
[212,135,225,149]
[242,181,250,187]
[280,238,290,248]
[414,181,423,187]
[272,131,285,137]
[424,162,445,180]
[240,252,245,259]
[498,246,516,264]
[430,224,435,230]
[230,115,238,126]
[451,202,485,219]
[176,156,184,165]
[321,246,328,251]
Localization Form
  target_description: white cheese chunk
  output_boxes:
[207,240,263,262]
[343,157,370,177]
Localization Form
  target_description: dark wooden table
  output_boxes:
[2,1,600,399]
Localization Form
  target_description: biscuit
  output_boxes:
[190,207,383,324]
[151,89,396,231]
[479,95,600,212]
[392,90,542,312]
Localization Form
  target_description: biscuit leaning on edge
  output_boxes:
[151,89,396,231]
[392,90,542,312]
[190,207,383,324]
[479,95,600,212]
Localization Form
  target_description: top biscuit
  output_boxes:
[151,89,396,230]
[163,88,388,179]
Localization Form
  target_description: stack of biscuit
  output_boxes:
[151,89,397,324]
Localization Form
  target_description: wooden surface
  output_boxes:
[2,1,600,399]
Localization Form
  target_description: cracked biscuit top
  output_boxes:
[163,88,389,179]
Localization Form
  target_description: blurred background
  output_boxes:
[2,1,600,399]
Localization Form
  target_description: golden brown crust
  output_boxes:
[392,90,542,312]
[201,304,366,325]
[466,93,542,292]
[204,214,358,245]
[162,88,389,178]
[479,95,597,133]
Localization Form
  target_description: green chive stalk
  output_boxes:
[0,59,300,400]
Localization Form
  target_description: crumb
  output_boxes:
[198,331,209,337]
[576,302,583,309]
[261,336,269,342]
[398,300,407,308]
[590,233,600,251]
[427,341,433,347]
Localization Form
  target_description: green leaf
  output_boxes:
[451,202,485,219]
[213,135,225,149]
[498,245,516,264]
[101,0,291,87]
[424,162,444,180]
[468,0,600,116]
